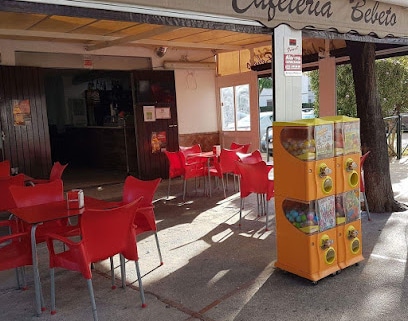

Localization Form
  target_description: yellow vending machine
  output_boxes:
[321,116,364,269]
[274,119,340,283]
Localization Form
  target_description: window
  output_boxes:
[221,84,250,131]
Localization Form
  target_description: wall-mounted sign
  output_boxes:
[284,37,302,76]
[155,107,171,119]
[83,55,93,69]
[143,105,156,122]
[13,99,31,126]
[151,131,167,153]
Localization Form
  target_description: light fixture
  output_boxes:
[155,47,168,58]
[163,61,216,70]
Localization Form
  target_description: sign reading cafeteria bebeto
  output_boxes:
[111,0,407,38]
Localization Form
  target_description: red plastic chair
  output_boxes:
[164,150,185,198]
[28,161,68,185]
[179,144,202,158]
[230,142,250,153]
[360,151,371,221]
[235,161,274,230]
[0,174,25,212]
[45,199,146,320]
[109,176,163,265]
[0,160,11,177]
[237,150,263,164]
[9,179,79,243]
[0,220,33,290]
[179,151,208,201]
[208,147,245,197]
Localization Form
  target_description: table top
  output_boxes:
[9,196,110,225]
[186,151,216,158]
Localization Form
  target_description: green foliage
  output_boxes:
[258,76,272,94]
[308,57,408,117]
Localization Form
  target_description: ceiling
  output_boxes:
[1,2,408,67]
[0,10,273,53]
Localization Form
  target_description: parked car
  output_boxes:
[301,108,315,119]
[227,111,273,137]
[260,127,273,155]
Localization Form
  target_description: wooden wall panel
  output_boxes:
[0,66,51,178]
[132,70,179,180]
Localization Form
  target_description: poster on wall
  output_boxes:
[155,107,171,119]
[284,37,302,76]
[13,99,31,126]
[151,131,167,153]
[143,105,156,122]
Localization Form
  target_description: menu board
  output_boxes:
[314,124,334,160]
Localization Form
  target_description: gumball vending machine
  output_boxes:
[320,116,364,269]
[273,119,336,201]
[274,119,340,283]
[335,190,363,268]
[320,116,361,193]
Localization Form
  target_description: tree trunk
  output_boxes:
[346,41,407,212]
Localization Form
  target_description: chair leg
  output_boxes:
[239,198,243,227]
[167,178,171,199]
[154,232,164,265]
[183,179,187,201]
[362,192,371,221]
[256,194,260,217]
[50,268,56,315]
[110,257,116,289]
[86,279,99,321]
[120,254,126,289]
[265,195,269,231]
[221,176,226,198]
[134,260,147,308]
[15,267,21,289]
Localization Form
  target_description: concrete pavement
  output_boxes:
[2,158,408,321]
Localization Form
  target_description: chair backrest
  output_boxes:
[0,160,10,177]
[236,161,269,197]
[237,150,263,164]
[218,147,245,174]
[0,174,25,211]
[122,175,161,207]
[230,142,250,153]
[360,151,371,192]
[164,150,185,179]
[49,162,68,181]
[80,198,143,274]
[10,179,64,208]
[179,144,202,157]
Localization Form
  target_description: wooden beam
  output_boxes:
[85,25,180,51]
[128,39,242,51]
[0,28,116,41]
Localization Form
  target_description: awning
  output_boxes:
[81,0,408,39]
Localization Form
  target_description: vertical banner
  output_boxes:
[284,37,302,76]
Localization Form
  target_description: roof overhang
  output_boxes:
[15,1,408,39]
[31,0,408,39]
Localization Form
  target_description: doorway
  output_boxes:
[44,69,136,175]
[217,72,258,150]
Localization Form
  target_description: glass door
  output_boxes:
[217,72,258,150]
